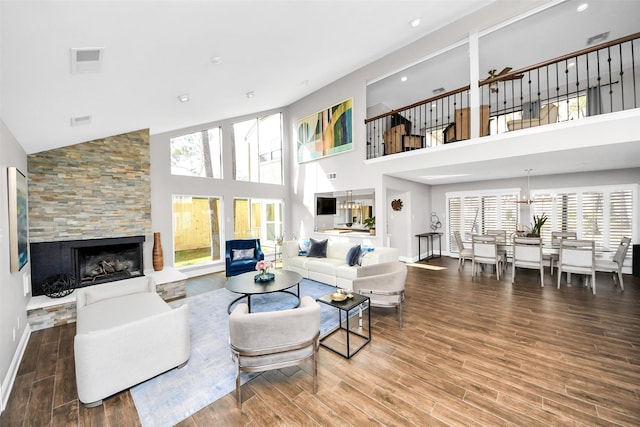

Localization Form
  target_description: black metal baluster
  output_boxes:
[632,39,637,109]
[618,43,624,109]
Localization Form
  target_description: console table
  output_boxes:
[416,232,442,262]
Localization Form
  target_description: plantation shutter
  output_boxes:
[481,196,497,233]
[609,190,633,253]
[464,196,480,236]
[582,192,605,246]
[500,194,519,233]
[448,197,462,252]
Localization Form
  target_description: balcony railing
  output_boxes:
[365,32,640,160]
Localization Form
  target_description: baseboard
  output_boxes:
[1,325,31,412]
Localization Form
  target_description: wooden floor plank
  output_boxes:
[3,257,640,426]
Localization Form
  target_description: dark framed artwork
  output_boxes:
[8,167,29,272]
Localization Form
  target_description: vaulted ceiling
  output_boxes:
[1,0,498,154]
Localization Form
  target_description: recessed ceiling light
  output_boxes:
[177,94,190,102]
[409,17,421,28]
[210,56,223,64]
[246,91,255,99]
[568,61,576,68]
[401,76,408,82]
[577,3,589,12]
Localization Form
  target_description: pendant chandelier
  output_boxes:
[339,190,361,210]
[516,169,551,204]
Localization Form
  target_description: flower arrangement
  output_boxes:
[255,260,272,277]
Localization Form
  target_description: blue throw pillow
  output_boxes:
[346,244,361,266]
[307,238,328,258]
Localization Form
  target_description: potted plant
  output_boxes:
[363,216,376,235]
[528,213,548,237]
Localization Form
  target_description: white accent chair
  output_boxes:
[453,231,473,270]
[74,277,190,407]
[229,296,321,409]
[351,261,407,328]
[511,237,544,287]
[486,229,509,270]
[595,237,631,291]
[557,239,596,294]
[472,235,504,280]
[545,231,577,274]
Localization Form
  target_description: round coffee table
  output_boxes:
[225,270,303,314]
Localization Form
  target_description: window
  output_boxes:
[233,113,283,184]
[170,128,222,178]
[233,198,283,254]
[531,185,636,250]
[172,195,222,266]
[446,189,519,252]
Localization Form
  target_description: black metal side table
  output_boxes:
[316,293,371,359]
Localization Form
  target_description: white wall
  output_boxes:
[283,0,546,255]
[0,120,31,411]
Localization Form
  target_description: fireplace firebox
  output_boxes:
[30,236,145,297]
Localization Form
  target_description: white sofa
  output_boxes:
[74,276,190,407]
[282,240,399,290]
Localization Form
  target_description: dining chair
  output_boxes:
[556,239,596,295]
[453,231,473,270]
[486,229,509,269]
[472,235,504,280]
[595,237,631,291]
[545,231,577,275]
[512,237,544,287]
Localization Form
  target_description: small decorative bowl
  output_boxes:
[330,291,347,302]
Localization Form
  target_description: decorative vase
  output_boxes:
[152,232,164,271]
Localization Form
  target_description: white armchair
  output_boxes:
[557,239,596,294]
[229,296,321,409]
[453,231,473,270]
[511,237,544,287]
[595,237,631,291]
[74,277,190,407]
[351,261,407,328]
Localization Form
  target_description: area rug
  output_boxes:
[130,279,337,427]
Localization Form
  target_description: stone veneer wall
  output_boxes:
[27,129,152,242]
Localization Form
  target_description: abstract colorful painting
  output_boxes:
[297,98,353,163]
[8,167,29,272]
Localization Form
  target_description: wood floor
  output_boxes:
[3,257,640,426]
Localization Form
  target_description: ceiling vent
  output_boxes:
[70,48,104,74]
[586,32,609,46]
[70,115,92,126]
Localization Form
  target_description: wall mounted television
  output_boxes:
[316,197,337,215]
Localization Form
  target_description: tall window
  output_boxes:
[233,198,283,254]
[170,127,222,178]
[531,185,636,250]
[172,195,222,266]
[446,189,519,251]
[233,113,283,184]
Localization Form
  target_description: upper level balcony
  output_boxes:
[365,32,640,160]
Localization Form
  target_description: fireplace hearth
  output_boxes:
[30,236,145,297]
